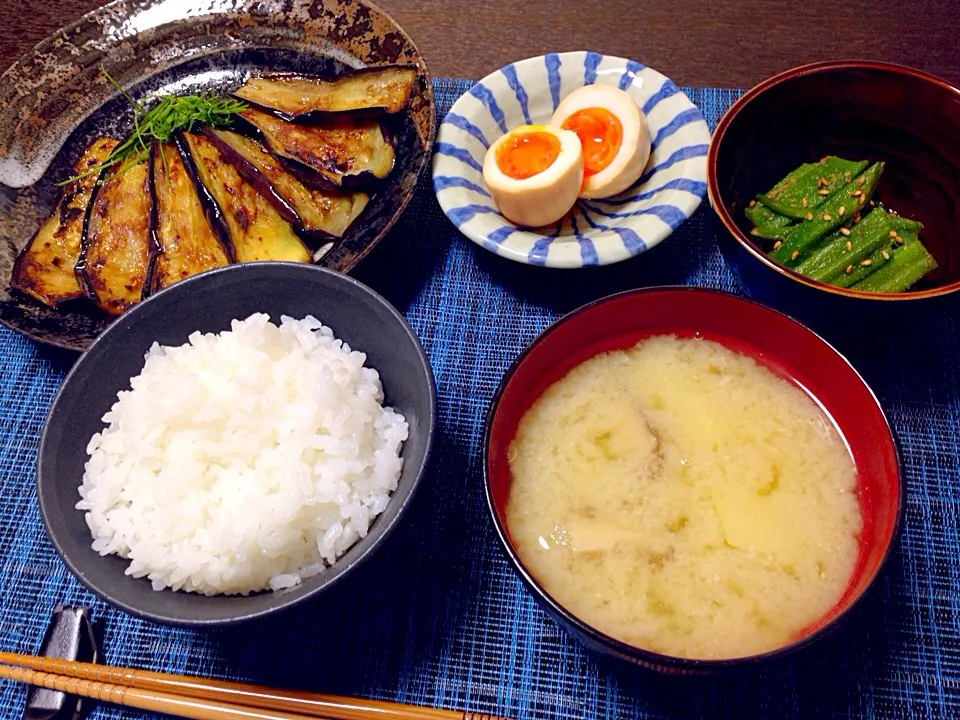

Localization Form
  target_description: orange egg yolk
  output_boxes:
[561,108,623,177]
[495,130,562,180]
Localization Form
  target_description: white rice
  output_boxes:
[76,313,409,596]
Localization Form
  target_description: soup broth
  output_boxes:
[506,335,861,660]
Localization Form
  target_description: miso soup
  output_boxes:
[506,335,861,660]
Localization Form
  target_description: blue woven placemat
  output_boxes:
[1,78,958,719]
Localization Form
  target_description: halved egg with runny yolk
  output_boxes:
[550,84,652,199]
[483,124,583,227]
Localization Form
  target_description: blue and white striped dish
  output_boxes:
[432,51,710,268]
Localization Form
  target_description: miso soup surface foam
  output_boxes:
[505,335,861,660]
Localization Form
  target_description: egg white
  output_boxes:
[550,84,652,199]
[482,125,584,227]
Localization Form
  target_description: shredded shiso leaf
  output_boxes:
[61,66,246,185]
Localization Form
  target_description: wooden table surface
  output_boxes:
[2,0,959,88]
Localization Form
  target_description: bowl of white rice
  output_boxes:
[36,262,436,626]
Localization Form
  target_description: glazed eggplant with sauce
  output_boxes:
[11,64,417,318]
[76,158,153,316]
[202,128,369,239]
[233,65,417,121]
[239,107,395,191]
[180,132,312,264]
[149,141,233,293]
[11,137,119,307]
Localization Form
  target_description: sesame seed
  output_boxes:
[838,206,846,216]
[820,177,828,186]
[845,264,853,274]
[806,212,814,220]
[839,227,851,236]
[818,188,829,196]
[845,240,853,251]
[882,250,890,260]
[869,200,876,206]
[860,259,872,266]
[858,175,866,186]
[823,213,832,221]
[890,230,898,237]
[851,189,862,197]
[791,250,799,261]
[801,197,808,207]
[859,195,866,205]
[749,200,756,207]
[773,240,782,250]
[895,235,904,244]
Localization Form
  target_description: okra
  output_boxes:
[851,236,937,293]
[746,209,794,230]
[827,245,891,288]
[795,208,890,281]
[752,157,868,221]
[769,162,884,266]
[745,162,817,227]
[888,215,923,233]
[750,224,794,241]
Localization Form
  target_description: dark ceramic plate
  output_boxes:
[38,262,436,626]
[0,0,435,351]
[485,287,902,673]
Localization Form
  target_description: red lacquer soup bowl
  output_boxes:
[483,287,902,673]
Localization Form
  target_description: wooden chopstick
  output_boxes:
[0,652,508,720]
[0,662,304,720]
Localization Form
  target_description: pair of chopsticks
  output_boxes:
[0,652,508,720]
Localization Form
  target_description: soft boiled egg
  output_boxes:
[550,84,651,199]
[482,124,583,227]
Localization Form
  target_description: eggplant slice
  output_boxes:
[180,131,311,264]
[239,107,395,191]
[76,158,154,316]
[233,66,417,121]
[149,141,233,293]
[11,137,119,307]
[202,128,369,239]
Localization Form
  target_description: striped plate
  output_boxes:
[432,51,710,268]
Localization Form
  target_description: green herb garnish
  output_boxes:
[60,67,246,185]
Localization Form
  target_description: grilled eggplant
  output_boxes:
[180,131,311,263]
[76,158,154,316]
[239,107,395,191]
[233,66,417,121]
[11,137,119,307]
[202,128,369,239]
[149,141,233,293]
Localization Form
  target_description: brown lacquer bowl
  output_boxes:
[0,0,435,351]
[708,61,960,320]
